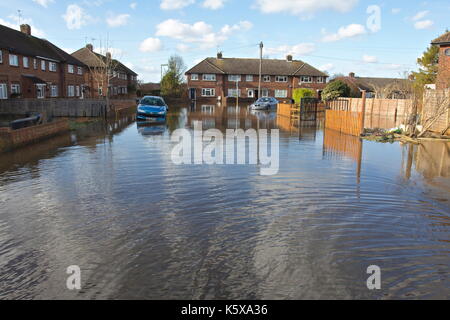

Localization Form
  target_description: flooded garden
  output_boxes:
[0,103,449,299]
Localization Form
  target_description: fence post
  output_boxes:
[360,90,367,135]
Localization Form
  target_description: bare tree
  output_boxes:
[418,89,450,137]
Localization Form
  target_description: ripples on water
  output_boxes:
[0,104,449,299]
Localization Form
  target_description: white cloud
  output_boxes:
[254,0,358,16]
[139,38,163,53]
[203,0,226,10]
[320,63,334,72]
[106,13,130,27]
[33,0,54,7]
[62,4,92,30]
[94,47,125,58]
[391,8,401,14]
[412,10,429,21]
[414,20,434,30]
[155,19,252,49]
[0,16,45,37]
[266,43,316,56]
[362,55,378,63]
[176,43,190,52]
[130,2,137,9]
[322,24,366,42]
[160,0,195,10]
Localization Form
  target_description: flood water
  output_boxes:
[0,103,449,300]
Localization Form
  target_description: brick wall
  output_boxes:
[436,45,450,90]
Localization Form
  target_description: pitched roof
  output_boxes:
[186,57,328,77]
[431,32,450,45]
[338,76,411,92]
[72,47,138,76]
[0,24,85,66]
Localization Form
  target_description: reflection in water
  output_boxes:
[0,104,449,299]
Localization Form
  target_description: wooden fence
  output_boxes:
[325,109,363,136]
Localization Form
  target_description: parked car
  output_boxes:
[250,97,278,110]
[136,96,168,122]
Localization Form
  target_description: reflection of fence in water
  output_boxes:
[323,128,362,163]
[415,142,450,179]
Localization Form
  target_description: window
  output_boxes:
[98,86,103,96]
[275,76,288,82]
[76,86,80,97]
[33,59,37,69]
[246,75,254,82]
[263,75,271,82]
[191,74,199,81]
[68,85,75,97]
[228,89,241,97]
[247,89,255,98]
[9,54,19,66]
[36,84,46,99]
[203,74,216,81]
[77,66,83,75]
[201,88,215,97]
[0,50,2,63]
[0,83,7,99]
[11,84,21,94]
[300,76,312,83]
[317,77,324,83]
[68,64,74,74]
[51,85,58,97]
[275,89,288,98]
[23,57,29,68]
[445,48,450,56]
[41,60,46,71]
[49,62,57,72]
[228,75,241,82]
[261,89,269,97]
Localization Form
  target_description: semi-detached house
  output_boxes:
[185,53,328,101]
[0,24,87,100]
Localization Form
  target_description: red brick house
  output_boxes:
[72,44,138,99]
[0,24,87,100]
[432,32,450,89]
[185,53,328,101]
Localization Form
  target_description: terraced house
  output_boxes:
[185,53,328,101]
[72,44,138,99]
[0,24,87,100]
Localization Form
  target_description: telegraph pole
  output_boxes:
[258,41,263,99]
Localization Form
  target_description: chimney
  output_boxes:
[286,54,293,62]
[106,52,112,60]
[86,44,94,52]
[217,52,223,59]
[20,24,31,36]
[349,72,355,78]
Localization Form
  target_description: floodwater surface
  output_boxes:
[0,104,449,299]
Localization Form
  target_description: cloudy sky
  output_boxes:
[0,0,449,82]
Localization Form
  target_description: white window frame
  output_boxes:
[261,89,269,97]
[77,66,83,75]
[9,54,19,67]
[246,75,254,82]
[263,75,271,82]
[36,84,46,99]
[191,74,199,81]
[201,88,215,97]
[33,59,37,69]
[275,76,288,82]
[317,77,324,83]
[274,89,288,98]
[51,85,58,97]
[49,62,57,72]
[11,84,21,94]
[76,86,80,97]
[68,64,74,74]
[202,74,216,81]
[23,57,29,68]
[0,83,7,99]
[300,76,312,83]
[41,60,46,71]
[68,85,75,97]
[228,75,241,82]
[0,50,3,64]
[228,89,241,97]
[247,89,255,98]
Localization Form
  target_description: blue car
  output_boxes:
[137,96,168,122]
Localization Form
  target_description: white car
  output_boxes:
[250,97,279,110]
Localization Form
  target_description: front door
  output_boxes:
[189,88,196,100]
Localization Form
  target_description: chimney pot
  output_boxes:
[86,44,93,51]
[349,72,355,78]
[20,24,31,36]
[287,54,293,62]
[106,52,112,60]
[217,52,223,59]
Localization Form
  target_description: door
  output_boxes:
[189,88,196,100]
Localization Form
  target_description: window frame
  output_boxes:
[41,60,46,71]
[68,64,74,74]
[246,75,254,82]
[191,74,199,81]
[77,66,83,75]
[33,59,38,70]
[202,74,216,81]
[0,83,8,99]
[23,57,29,68]
[68,85,75,97]
[9,54,19,67]
[263,75,271,82]
[300,76,313,83]
[445,48,450,57]
[49,62,57,72]
[228,75,241,82]
[36,84,46,99]
[227,88,241,97]
[0,50,3,64]
[274,89,288,98]
[11,83,21,94]
[201,88,215,97]
[51,85,58,97]
[317,77,324,83]
[275,76,288,82]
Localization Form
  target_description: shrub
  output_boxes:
[293,88,315,104]
[321,80,351,101]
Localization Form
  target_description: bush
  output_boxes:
[321,80,351,101]
[293,88,315,104]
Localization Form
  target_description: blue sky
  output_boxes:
[0,0,449,82]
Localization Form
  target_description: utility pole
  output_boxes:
[258,41,263,99]
[160,64,168,83]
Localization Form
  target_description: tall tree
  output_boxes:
[411,45,439,89]
[161,55,186,97]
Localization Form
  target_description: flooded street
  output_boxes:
[0,104,449,300]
